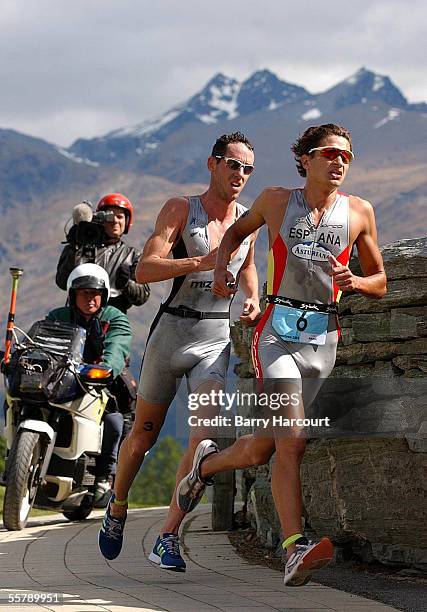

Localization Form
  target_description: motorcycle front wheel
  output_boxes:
[3,431,42,530]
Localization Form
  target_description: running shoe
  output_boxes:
[148,533,186,571]
[98,495,127,560]
[176,439,219,513]
[284,537,334,586]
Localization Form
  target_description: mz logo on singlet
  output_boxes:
[190,280,213,290]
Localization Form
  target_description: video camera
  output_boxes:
[65,201,114,261]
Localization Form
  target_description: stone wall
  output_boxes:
[230,237,427,569]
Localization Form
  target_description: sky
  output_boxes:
[1,0,425,146]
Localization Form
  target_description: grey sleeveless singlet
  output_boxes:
[252,189,351,408]
[138,196,250,404]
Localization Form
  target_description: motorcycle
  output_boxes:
[0,268,113,530]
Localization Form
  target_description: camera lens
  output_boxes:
[94,210,115,223]
[75,221,103,245]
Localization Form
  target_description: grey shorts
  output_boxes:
[252,306,338,409]
[138,312,231,406]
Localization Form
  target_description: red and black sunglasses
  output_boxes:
[308,146,354,164]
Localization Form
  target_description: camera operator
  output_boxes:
[56,193,150,314]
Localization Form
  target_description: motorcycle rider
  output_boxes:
[48,263,132,506]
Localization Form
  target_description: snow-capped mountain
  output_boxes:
[109,73,240,140]
[68,66,425,172]
[319,67,409,110]
[69,70,313,165]
[235,69,311,115]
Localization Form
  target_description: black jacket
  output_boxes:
[56,240,150,314]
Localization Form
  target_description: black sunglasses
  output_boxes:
[215,155,255,175]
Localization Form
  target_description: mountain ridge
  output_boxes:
[68,66,425,170]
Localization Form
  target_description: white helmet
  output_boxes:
[66,264,110,308]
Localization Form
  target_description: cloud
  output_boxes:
[0,0,425,145]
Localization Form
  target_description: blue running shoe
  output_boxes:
[98,495,127,560]
[148,533,186,572]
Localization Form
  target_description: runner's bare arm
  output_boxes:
[238,232,261,324]
[136,198,218,283]
[213,190,270,297]
[353,199,387,297]
[329,198,386,298]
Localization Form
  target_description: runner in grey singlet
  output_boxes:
[252,189,351,407]
[138,196,250,405]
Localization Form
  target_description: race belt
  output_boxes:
[162,305,229,320]
[266,295,338,315]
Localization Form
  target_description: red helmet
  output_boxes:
[96,193,133,234]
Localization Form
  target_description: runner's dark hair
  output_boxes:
[291,124,352,177]
[212,132,254,158]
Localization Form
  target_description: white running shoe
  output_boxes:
[176,439,218,513]
[284,537,334,586]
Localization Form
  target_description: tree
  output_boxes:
[0,435,5,475]
[130,436,184,506]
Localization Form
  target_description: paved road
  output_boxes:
[0,505,399,611]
